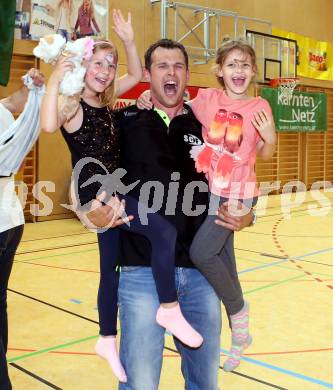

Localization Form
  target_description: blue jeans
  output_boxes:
[118,267,221,390]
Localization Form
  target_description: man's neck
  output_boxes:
[152,98,184,120]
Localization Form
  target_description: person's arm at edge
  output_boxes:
[1,87,28,115]
[0,68,44,114]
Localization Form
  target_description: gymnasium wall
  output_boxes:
[113,0,333,89]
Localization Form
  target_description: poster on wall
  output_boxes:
[260,87,327,132]
[15,0,109,41]
[273,27,333,81]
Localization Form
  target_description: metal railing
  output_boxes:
[149,0,272,63]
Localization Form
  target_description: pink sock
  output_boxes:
[95,336,127,383]
[156,303,203,348]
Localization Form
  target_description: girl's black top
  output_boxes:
[61,100,120,206]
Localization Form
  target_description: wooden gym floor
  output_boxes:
[6,191,333,389]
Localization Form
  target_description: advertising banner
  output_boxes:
[273,28,333,81]
[260,87,327,132]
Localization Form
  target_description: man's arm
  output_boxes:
[0,68,44,114]
[0,87,28,114]
[75,193,134,231]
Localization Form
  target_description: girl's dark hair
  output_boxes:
[144,39,189,70]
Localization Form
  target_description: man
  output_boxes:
[87,39,254,389]
[0,68,44,390]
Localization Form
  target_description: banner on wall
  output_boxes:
[29,4,56,37]
[15,0,108,41]
[273,28,333,81]
[260,87,327,132]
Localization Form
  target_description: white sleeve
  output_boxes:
[0,103,15,133]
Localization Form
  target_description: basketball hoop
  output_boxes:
[269,77,299,99]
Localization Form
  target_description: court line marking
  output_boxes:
[220,348,333,389]
[8,289,99,324]
[9,346,333,357]
[7,318,333,388]
[271,218,333,290]
[16,241,97,255]
[9,362,62,389]
[11,222,333,385]
[14,260,99,274]
[13,253,333,279]
[15,248,97,261]
[7,335,98,363]
[236,252,333,278]
[239,259,289,274]
[15,248,98,261]
[8,290,332,388]
[295,247,333,259]
[229,369,287,389]
[239,247,333,276]
[243,274,304,295]
[7,342,287,389]
[163,346,286,389]
[21,231,92,243]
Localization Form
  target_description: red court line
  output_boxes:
[16,261,99,273]
[271,218,333,290]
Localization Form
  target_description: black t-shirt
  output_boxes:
[115,104,209,268]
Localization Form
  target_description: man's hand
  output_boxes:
[84,192,134,231]
[215,201,254,231]
[137,89,152,110]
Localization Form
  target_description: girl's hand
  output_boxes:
[112,9,134,45]
[251,109,276,145]
[137,89,152,110]
[49,54,75,85]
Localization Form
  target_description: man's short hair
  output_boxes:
[144,39,189,70]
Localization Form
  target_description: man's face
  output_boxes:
[144,47,189,109]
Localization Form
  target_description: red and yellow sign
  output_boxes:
[273,28,333,80]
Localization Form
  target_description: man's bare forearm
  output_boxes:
[0,86,28,114]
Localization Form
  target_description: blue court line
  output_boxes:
[295,247,333,259]
[220,348,333,388]
[69,299,82,304]
[239,246,333,275]
[239,259,288,274]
